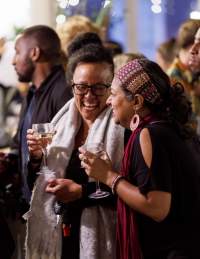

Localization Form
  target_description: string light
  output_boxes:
[151,4,162,14]
[190,11,200,20]
[190,0,200,20]
[69,0,80,6]
[151,0,162,14]
[151,0,162,4]
[59,1,68,9]
[103,0,111,8]
[56,14,66,24]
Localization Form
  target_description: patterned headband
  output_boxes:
[115,59,162,104]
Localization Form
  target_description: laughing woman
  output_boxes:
[25,33,125,259]
[80,59,200,259]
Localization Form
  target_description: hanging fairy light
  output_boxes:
[190,0,200,20]
[151,0,161,4]
[59,0,68,9]
[151,0,162,14]
[151,4,162,13]
[57,0,79,9]
[56,14,66,24]
[103,0,111,8]
[190,11,200,20]
[68,0,80,6]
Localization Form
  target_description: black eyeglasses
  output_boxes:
[72,83,111,96]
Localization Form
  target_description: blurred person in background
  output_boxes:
[56,15,101,56]
[0,37,22,259]
[103,39,123,57]
[0,38,22,148]
[0,25,72,258]
[168,19,200,97]
[189,27,200,73]
[189,27,200,134]
[156,38,177,72]
[114,52,146,73]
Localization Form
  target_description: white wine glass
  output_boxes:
[32,123,55,174]
[82,142,110,199]
[32,123,60,225]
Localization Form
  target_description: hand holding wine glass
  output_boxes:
[80,142,111,199]
[32,123,56,173]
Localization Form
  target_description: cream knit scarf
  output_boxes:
[25,98,124,259]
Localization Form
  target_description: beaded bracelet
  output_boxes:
[111,175,125,195]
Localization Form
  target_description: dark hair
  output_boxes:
[67,32,102,57]
[23,25,66,65]
[129,59,193,138]
[103,40,123,57]
[67,33,114,82]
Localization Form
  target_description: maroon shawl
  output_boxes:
[116,115,156,259]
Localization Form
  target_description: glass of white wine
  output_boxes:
[82,142,110,199]
[32,123,55,174]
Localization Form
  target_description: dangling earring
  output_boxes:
[130,111,140,131]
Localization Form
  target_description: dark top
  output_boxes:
[130,122,200,258]
[12,65,72,150]
[61,149,115,259]
[12,66,72,201]
[0,211,15,259]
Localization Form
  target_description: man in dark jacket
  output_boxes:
[0,25,72,258]
[11,25,72,202]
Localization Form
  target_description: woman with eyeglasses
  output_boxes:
[80,59,200,259]
[25,32,125,259]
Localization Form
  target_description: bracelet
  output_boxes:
[111,175,125,195]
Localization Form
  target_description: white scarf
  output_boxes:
[25,98,124,259]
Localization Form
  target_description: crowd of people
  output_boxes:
[0,15,200,259]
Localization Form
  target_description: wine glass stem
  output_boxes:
[42,147,47,166]
[96,181,101,193]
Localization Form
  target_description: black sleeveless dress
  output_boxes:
[130,122,200,258]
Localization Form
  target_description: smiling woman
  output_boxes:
[80,58,200,259]
[25,32,125,259]
[72,62,112,125]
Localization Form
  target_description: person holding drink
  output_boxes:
[26,33,125,259]
[80,59,200,259]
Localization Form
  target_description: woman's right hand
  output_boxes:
[27,129,43,160]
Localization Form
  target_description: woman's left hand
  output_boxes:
[78,147,113,185]
[45,178,82,203]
